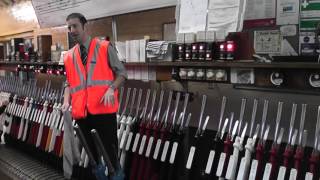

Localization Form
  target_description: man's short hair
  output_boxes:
[66,13,87,26]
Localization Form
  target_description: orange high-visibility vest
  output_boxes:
[64,38,119,119]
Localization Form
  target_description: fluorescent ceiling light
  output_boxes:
[10,1,38,22]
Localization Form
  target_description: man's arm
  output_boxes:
[108,44,128,82]
[100,44,127,106]
[64,86,71,104]
[111,75,126,90]
[62,82,71,111]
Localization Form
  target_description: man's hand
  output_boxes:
[61,102,70,112]
[0,100,9,107]
[100,88,115,106]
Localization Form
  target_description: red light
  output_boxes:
[226,41,235,52]
[220,44,224,50]
[227,44,234,51]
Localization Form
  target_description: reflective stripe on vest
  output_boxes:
[72,50,85,86]
[69,40,114,94]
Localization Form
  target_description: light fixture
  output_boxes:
[10,1,38,22]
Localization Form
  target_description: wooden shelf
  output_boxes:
[234,85,320,96]
[1,60,320,69]
[0,61,61,66]
[124,61,320,69]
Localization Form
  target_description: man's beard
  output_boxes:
[71,34,81,43]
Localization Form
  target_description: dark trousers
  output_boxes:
[77,113,119,169]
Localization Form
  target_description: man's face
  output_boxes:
[67,18,85,43]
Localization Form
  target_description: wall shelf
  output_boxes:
[124,61,320,69]
[1,60,320,70]
[0,61,61,66]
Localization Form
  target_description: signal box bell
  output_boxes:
[185,43,192,61]
[205,42,213,61]
[191,43,199,60]
[177,44,185,61]
[218,41,236,60]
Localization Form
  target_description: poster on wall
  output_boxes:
[177,0,247,34]
[32,0,177,28]
[299,0,320,56]
[207,0,240,33]
[254,30,281,54]
[276,0,299,25]
[206,0,246,34]
[301,0,320,18]
[178,0,208,33]
[299,31,319,56]
[243,0,276,28]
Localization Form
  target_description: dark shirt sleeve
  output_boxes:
[108,45,128,79]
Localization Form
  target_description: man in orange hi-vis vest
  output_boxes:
[62,13,127,179]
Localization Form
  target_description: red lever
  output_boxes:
[220,136,233,177]
[309,152,319,175]
[137,121,154,180]
[293,146,304,179]
[283,146,293,168]
[224,136,233,154]
[268,145,279,179]
[255,143,264,180]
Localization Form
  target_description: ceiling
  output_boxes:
[0,0,29,8]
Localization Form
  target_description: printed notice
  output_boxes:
[254,30,281,54]
[245,0,276,20]
[276,0,299,25]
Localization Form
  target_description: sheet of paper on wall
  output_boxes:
[254,30,281,54]
[281,39,298,56]
[207,0,244,33]
[300,11,320,56]
[178,0,208,33]
[280,25,297,36]
[300,31,318,56]
[207,11,238,33]
[301,1,320,18]
[300,18,320,31]
[245,0,276,20]
[237,0,247,31]
[276,0,299,25]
